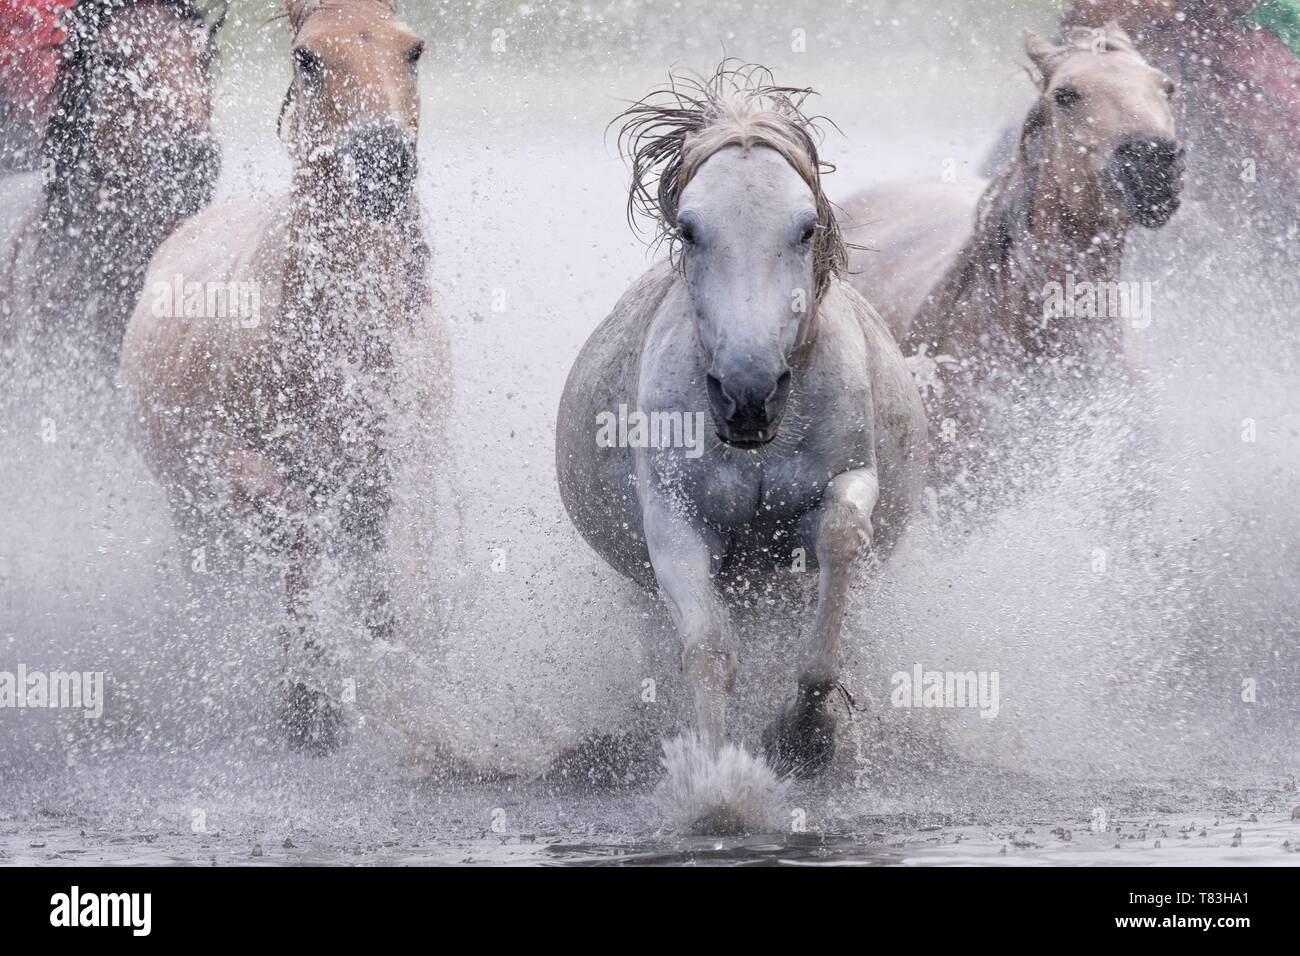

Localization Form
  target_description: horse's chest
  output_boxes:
[689,449,834,531]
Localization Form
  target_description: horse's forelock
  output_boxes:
[616,63,846,301]
[1063,21,1137,55]
[284,0,399,36]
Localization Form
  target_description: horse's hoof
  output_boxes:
[542,730,661,791]
[283,681,344,755]
[761,698,836,780]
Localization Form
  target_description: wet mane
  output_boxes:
[614,61,847,302]
[41,0,225,219]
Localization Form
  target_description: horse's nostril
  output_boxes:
[343,124,418,216]
[766,370,792,418]
[706,372,735,419]
[1114,138,1181,180]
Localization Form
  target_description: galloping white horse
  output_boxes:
[120,0,446,752]
[557,65,926,778]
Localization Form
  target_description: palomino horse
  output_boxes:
[842,23,1183,498]
[0,0,224,365]
[121,0,444,753]
[557,65,926,778]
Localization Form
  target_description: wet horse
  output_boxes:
[842,24,1183,499]
[0,0,224,365]
[121,0,444,753]
[556,65,926,778]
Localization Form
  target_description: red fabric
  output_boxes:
[0,0,75,122]
[1229,21,1300,110]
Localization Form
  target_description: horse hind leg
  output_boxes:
[763,469,879,778]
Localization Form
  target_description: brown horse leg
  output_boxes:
[201,433,343,753]
[281,519,344,754]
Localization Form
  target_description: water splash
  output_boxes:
[655,733,790,835]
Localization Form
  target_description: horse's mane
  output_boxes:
[41,0,226,221]
[613,60,848,302]
[974,99,1047,260]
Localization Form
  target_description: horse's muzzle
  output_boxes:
[1109,137,1184,228]
[707,369,792,448]
[340,123,418,221]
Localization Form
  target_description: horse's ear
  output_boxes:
[1023,29,1062,86]
[1102,19,1137,51]
[285,0,320,33]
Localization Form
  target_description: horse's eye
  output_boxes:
[1161,78,1177,98]
[294,47,323,80]
[1053,86,1082,109]
[407,41,425,65]
[678,220,697,245]
[798,221,818,245]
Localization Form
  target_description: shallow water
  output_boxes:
[2,1,1299,866]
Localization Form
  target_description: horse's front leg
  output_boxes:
[642,494,734,755]
[763,468,879,778]
[281,514,346,754]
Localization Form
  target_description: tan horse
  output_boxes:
[843,23,1183,498]
[120,0,444,753]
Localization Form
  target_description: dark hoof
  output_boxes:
[761,696,836,779]
[283,681,344,755]
[688,806,751,837]
[543,730,661,790]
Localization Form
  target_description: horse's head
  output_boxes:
[618,64,846,448]
[1024,21,1183,230]
[44,0,224,224]
[280,0,424,222]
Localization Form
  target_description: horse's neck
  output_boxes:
[41,174,159,281]
[932,168,1129,365]
[281,187,429,365]
[32,175,161,349]
[1020,177,1128,287]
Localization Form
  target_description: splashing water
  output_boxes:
[655,734,790,835]
[0,2,1297,865]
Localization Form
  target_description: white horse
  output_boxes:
[556,65,926,778]
[120,0,446,753]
